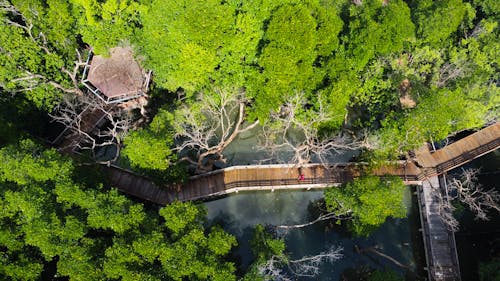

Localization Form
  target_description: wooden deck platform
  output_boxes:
[417,176,461,281]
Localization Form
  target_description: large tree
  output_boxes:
[0,140,237,280]
[324,176,408,236]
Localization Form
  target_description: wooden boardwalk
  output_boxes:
[53,106,109,154]
[107,162,425,205]
[417,176,461,281]
[108,122,499,204]
[108,164,354,205]
[415,122,500,176]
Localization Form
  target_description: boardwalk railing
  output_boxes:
[224,175,350,189]
[417,176,462,281]
[435,138,500,174]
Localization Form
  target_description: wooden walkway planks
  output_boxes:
[415,122,500,169]
[108,162,417,205]
[108,165,174,205]
[107,122,499,205]
[55,106,109,154]
[417,176,461,281]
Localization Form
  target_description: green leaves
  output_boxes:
[413,0,471,47]
[325,176,407,236]
[122,109,175,171]
[346,0,415,71]
[160,201,205,235]
[0,139,72,185]
[140,0,237,93]
[86,189,145,234]
[157,203,236,280]
[70,0,146,54]
[0,141,236,279]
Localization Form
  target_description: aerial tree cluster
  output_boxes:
[117,0,498,170]
[324,176,408,236]
[0,140,237,280]
[0,0,497,170]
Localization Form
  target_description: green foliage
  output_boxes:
[473,0,500,16]
[70,0,147,54]
[348,59,396,128]
[371,87,490,162]
[249,1,343,120]
[250,224,286,262]
[139,0,237,92]
[243,224,286,281]
[479,258,500,281]
[1,0,498,279]
[159,201,205,235]
[412,0,471,47]
[86,188,145,234]
[367,269,404,281]
[324,176,407,236]
[346,0,415,71]
[139,0,344,121]
[122,109,175,171]
[0,140,237,280]
[0,1,78,109]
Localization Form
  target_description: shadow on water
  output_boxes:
[202,187,427,280]
[453,150,500,281]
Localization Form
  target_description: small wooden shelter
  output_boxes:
[82,47,151,104]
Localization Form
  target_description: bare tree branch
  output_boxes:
[50,94,132,164]
[428,177,460,232]
[0,1,51,54]
[355,245,411,270]
[257,246,343,279]
[0,2,85,96]
[259,92,368,166]
[288,246,343,277]
[275,210,352,237]
[448,168,500,221]
[435,60,471,88]
[174,88,258,173]
[430,169,500,232]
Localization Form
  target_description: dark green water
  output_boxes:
[455,150,500,281]
[203,187,427,280]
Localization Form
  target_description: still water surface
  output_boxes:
[203,188,426,280]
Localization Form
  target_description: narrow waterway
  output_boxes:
[222,125,359,166]
[454,150,500,281]
[203,187,426,280]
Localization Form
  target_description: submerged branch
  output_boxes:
[276,211,352,230]
[355,245,411,270]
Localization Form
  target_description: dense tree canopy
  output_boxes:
[0,140,237,280]
[0,0,80,109]
[0,0,499,279]
[2,0,497,169]
[324,176,408,236]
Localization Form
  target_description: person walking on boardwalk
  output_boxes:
[298,167,305,181]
